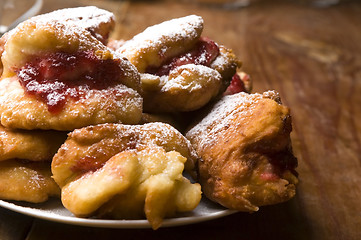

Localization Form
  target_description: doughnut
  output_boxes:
[0,124,65,202]
[0,159,60,203]
[0,125,67,162]
[140,64,222,112]
[0,16,142,130]
[52,123,201,229]
[118,15,204,73]
[116,15,241,112]
[186,91,298,211]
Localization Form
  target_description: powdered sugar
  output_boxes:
[120,15,203,52]
[162,64,220,91]
[186,91,280,149]
[32,6,114,34]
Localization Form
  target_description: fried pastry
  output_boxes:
[0,125,67,161]
[0,159,60,203]
[186,91,298,211]
[0,124,64,202]
[0,16,142,130]
[52,123,201,229]
[117,15,240,112]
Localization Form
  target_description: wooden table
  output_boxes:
[1,0,360,239]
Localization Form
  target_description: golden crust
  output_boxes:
[141,65,222,112]
[52,123,201,229]
[0,160,60,203]
[186,91,298,211]
[0,125,67,161]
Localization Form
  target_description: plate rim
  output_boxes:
[0,198,237,229]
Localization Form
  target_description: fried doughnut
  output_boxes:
[186,91,298,211]
[141,64,222,112]
[0,125,67,161]
[52,123,201,229]
[117,15,240,112]
[32,6,115,44]
[0,159,60,203]
[0,17,142,130]
[118,15,203,73]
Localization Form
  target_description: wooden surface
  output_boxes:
[1,0,361,239]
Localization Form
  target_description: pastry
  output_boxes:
[0,125,67,162]
[186,91,298,211]
[52,123,201,229]
[0,124,65,202]
[0,15,142,130]
[116,15,241,112]
[0,159,60,203]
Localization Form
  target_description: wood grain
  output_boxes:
[0,1,360,239]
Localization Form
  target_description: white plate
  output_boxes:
[0,197,237,228]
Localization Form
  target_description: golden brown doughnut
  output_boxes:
[0,16,142,130]
[0,125,67,162]
[0,159,60,203]
[52,123,201,229]
[140,64,222,112]
[186,91,298,211]
[117,15,240,113]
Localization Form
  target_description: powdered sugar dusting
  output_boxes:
[186,91,280,149]
[162,64,220,91]
[32,6,114,34]
[120,15,202,52]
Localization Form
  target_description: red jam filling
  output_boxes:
[146,37,220,76]
[17,51,124,114]
[224,73,247,95]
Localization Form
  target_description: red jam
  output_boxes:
[146,37,220,76]
[17,51,124,114]
[224,73,248,95]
